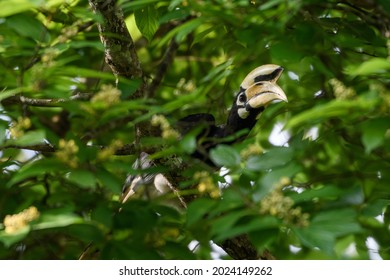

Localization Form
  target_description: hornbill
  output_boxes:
[80,65,287,260]
[121,64,287,204]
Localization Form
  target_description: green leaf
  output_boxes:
[0,226,30,247]
[246,147,294,171]
[289,185,345,203]
[294,208,362,255]
[285,99,377,130]
[157,17,204,47]
[122,0,160,11]
[293,226,335,255]
[6,13,50,42]
[200,59,233,83]
[186,198,217,226]
[0,88,26,102]
[264,161,300,185]
[0,208,81,247]
[0,125,6,144]
[7,130,45,146]
[0,0,36,17]
[270,39,303,63]
[210,144,241,168]
[96,167,122,193]
[117,78,142,98]
[67,170,97,189]
[179,133,197,154]
[58,66,117,80]
[311,208,361,236]
[92,204,113,229]
[210,209,252,241]
[249,228,280,251]
[98,100,150,124]
[253,162,301,201]
[7,158,65,187]
[33,209,82,230]
[259,0,284,10]
[213,215,280,242]
[162,90,203,112]
[345,58,390,76]
[65,224,105,243]
[135,5,159,41]
[361,118,389,154]
[176,17,204,42]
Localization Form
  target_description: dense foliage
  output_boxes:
[0,0,389,259]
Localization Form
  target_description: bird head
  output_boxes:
[226,64,287,133]
[234,64,287,120]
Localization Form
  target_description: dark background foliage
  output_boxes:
[0,0,389,259]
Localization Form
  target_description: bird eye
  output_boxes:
[238,93,246,104]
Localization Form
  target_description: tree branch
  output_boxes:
[146,38,179,98]
[0,142,136,156]
[220,235,275,260]
[88,0,143,82]
[1,92,92,107]
[0,143,56,153]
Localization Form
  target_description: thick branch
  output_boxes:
[220,235,275,260]
[88,0,142,82]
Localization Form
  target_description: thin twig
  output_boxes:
[146,38,179,98]
[1,92,92,107]
[0,143,55,153]
[0,142,136,156]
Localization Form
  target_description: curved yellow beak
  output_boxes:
[246,82,288,109]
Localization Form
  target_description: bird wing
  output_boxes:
[121,152,158,203]
[121,152,186,209]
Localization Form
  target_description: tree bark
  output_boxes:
[88,0,143,82]
[220,235,275,260]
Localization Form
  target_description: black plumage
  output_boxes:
[177,64,287,164]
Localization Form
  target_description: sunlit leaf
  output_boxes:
[285,99,377,130]
[157,17,204,47]
[134,5,159,41]
[7,130,45,146]
[346,58,390,76]
[32,209,82,230]
[122,0,160,11]
[0,0,36,17]
[58,67,117,80]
